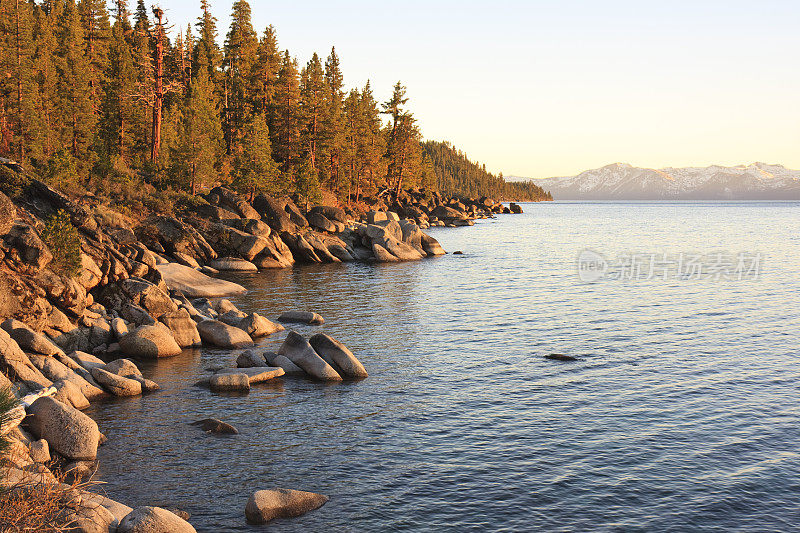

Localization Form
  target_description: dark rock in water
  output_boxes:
[545,353,578,361]
[452,251,464,255]
[509,202,523,214]
[277,311,325,325]
[190,418,239,435]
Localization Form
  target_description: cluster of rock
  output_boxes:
[0,164,522,530]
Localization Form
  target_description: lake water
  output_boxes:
[88,202,800,531]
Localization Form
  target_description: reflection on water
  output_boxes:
[88,202,800,531]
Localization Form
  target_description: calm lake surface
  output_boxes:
[88,202,800,532]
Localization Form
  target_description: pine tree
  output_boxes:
[129,0,152,166]
[193,0,220,82]
[55,0,96,169]
[100,0,136,164]
[222,0,258,155]
[78,0,111,115]
[320,47,345,193]
[0,0,36,162]
[358,81,385,201]
[29,2,59,161]
[252,25,279,125]
[299,53,324,170]
[273,50,300,170]
[172,67,223,194]
[232,112,280,201]
[382,81,419,196]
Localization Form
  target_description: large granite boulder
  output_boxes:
[28,354,105,400]
[119,277,178,318]
[245,488,329,524]
[265,352,305,375]
[91,367,142,397]
[118,506,196,533]
[308,205,348,224]
[278,331,341,381]
[0,328,52,390]
[238,313,284,337]
[252,194,297,233]
[420,233,446,256]
[119,325,182,358]
[197,320,254,348]
[209,186,260,220]
[159,309,202,348]
[1,318,63,356]
[309,334,368,378]
[156,263,246,298]
[307,211,337,233]
[26,396,100,460]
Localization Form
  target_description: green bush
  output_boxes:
[41,210,82,277]
[45,149,80,192]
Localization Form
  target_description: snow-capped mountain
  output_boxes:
[533,163,800,200]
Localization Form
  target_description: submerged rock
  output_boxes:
[277,311,325,325]
[208,257,258,272]
[245,488,329,524]
[216,366,285,384]
[544,353,578,362]
[238,313,284,337]
[209,372,250,392]
[190,418,238,435]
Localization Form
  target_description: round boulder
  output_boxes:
[245,488,329,524]
[26,396,100,460]
[118,506,196,533]
[197,320,254,349]
[119,325,182,358]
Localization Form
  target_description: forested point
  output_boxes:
[0,0,550,213]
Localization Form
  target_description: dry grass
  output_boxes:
[0,462,100,533]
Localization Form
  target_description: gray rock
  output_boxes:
[197,320,254,349]
[209,372,250,392]
[118,506,196,533]
[69,351,106,371]
[120,277,178,318]
[28,354,105,400]
[51,379,90,410]
[121,303,156,327]
[156,263,247,298]
[278,331,341,381]
[208,257,258,272]
[104,358,142,378]
[91,367,142,397]
[29,438,50,463]
[0,329,52,390]
[236,350,265,368]
[216,366,285,384]
[4,223,52,270]
[110,317,129,340]
[238,313,284,337]
[420,233,446,256]
[119,325,182,358]
[245,488,329,524]
[159,308,202,348]
[0,191,16,235]
[372,243,399,262]
[307,211,337,233]
[277,311,325,325]
[309,334,368,378]
[1,318,64,356]
[26,396,100,460]
[264,353,305,376]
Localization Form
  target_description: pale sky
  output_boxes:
[159,0,800,179]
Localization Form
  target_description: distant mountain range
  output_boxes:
[520,163,800,200]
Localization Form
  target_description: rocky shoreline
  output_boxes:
[0,162,525,530]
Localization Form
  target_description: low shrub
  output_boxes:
[40,210,82,278]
